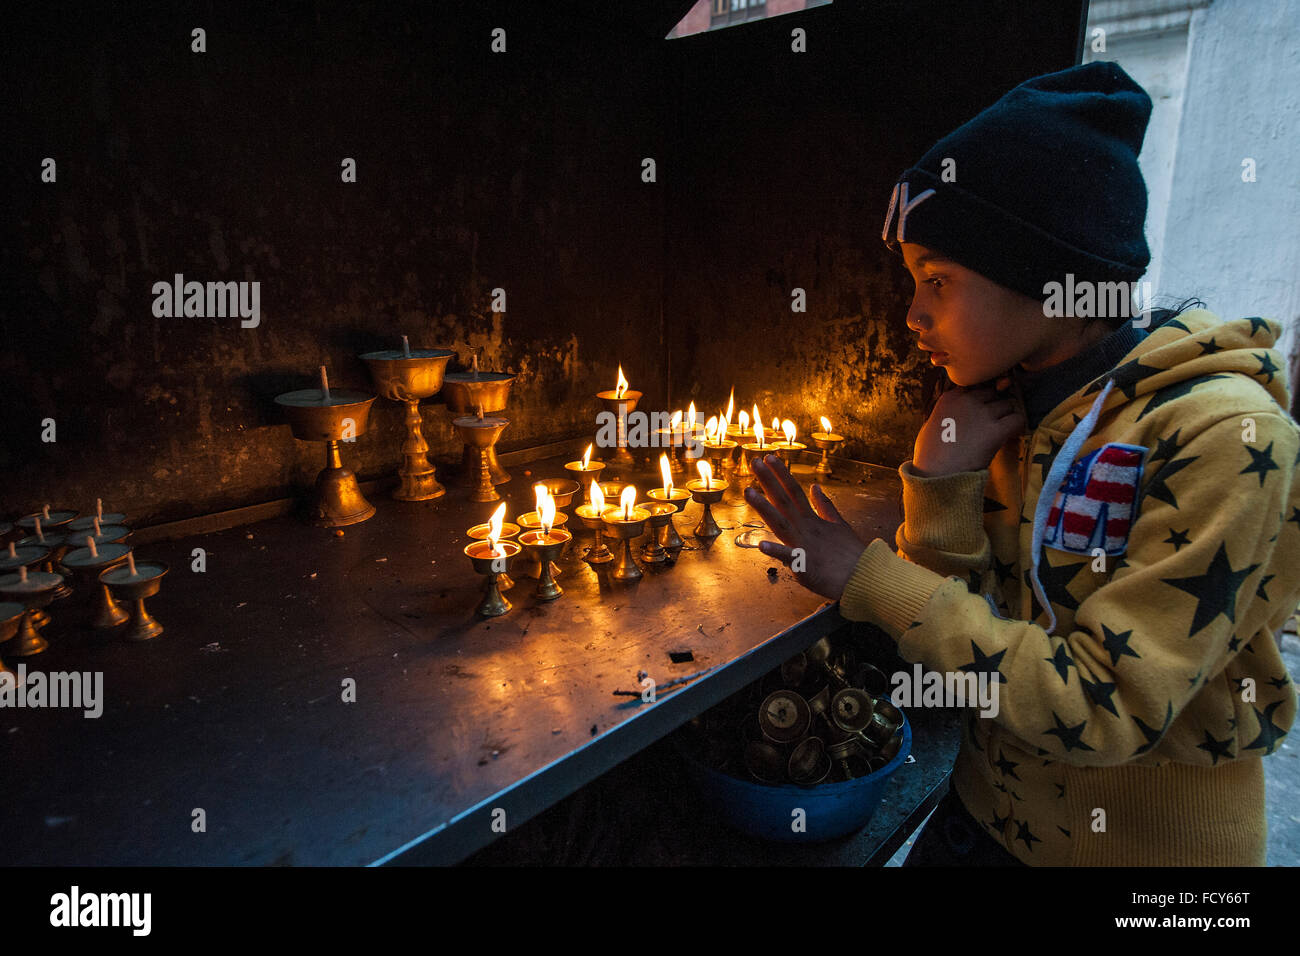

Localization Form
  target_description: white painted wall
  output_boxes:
[1087,0,1300,388]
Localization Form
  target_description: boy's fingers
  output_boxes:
[810,484,849,526]
[760,454,815,518]
[758,539,795,563]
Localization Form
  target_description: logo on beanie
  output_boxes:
[881,181,936,243]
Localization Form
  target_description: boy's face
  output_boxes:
[900,242,1054,386]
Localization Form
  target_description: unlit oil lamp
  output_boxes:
[575,481,615,565]
[644,453,690,552]
[467,502,520,592]
[67,499,126,533]
[686,460,725,541]
[15,519,70,623]
[275,366,378,526]
[452,407,509,503]
[811,415,845,477]
[442,352,516,486]
[61,516,130,551]
[361,338,455,500]
[17,505,77,535]
[464,504,521,617]
[601,486,649,583]
[596,365,641,467]
[0,602,24,684]
[740,417,772,485]
[0,564,62,655]
[519,490,570,601]
[564,444,606,495]
[60,538,133,628]
[99,553,168,642]
[770,419,807,466]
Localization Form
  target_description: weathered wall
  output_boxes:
[3,2,669,525]
[3,0,1086,525]
[663,0,1086,466]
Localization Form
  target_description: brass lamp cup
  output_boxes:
[17,510,77,534]
[0,601,24,684]
[18,533,73,614]
[465,540,521,617]
[739,443,772,485]
[830,687,875,734]
[537,478,581,513]
[443,372,515,484]
[68,512,127,532]
[361,347,455,501]
[574,506,614,564]
[0,545,55,633]
[861,710,897,749]
[519,531,570,601]
[702,440,737,483]
[595,389,642,467]
[600,506,649,583]
[564,460,606,496]
[656,429,686,475]
[452,415,509,503]
[685,479,725,540]
[60,542,132,629]
[275,388,378,527]
[639,502,678,564]
[771,441,807,467]
[517,512,569,578]
[726,427,754,476]
[758,690,812,743]
[0,569,64,656]
[681,425,707,469]
[788,736,832,786]
[467,522,519,590]
[644,487,691,552]
[811,433,845,478]
[99,561,169,642]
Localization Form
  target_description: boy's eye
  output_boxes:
[925,277,944,291]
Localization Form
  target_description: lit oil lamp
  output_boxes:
[725,399,754,477]
[452,407,510,503]
[99,552,169,642]
[655,409,686,475]
[811,415,845,477]
[467,502,520,592]
[574,480,616,565]
[771,419,807,466]
[601,486,649,583]
[596,365,642,467]
[519,490,570,601]
[681,402,706,472]
[464,503,521,617]
[564,444,606,496]
[645,453,691,553]
[739,417,771,485]
[700,414,737,482]
[60,537,133,629]
[519,484,571,578]
[686,460,725,540]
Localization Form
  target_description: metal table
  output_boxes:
[0,440,959,866]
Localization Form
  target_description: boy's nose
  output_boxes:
[905,298,930,333]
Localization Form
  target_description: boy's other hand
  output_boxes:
[912,381,1024,477]
[745,454,867,601]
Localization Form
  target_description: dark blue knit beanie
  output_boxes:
[882,61,1152,300]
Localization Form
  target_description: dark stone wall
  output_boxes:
[2,0,1084,525]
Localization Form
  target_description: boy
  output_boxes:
[747,61,1299,865]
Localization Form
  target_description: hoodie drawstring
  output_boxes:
[1029,378,1115,635]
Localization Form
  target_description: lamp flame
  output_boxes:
[535,482,547,513]
[583,444,593,469]
[620,485,637,521]
[738,409,749,433]
[615,365,629,399]
[726,388,735,424]
[670,409,682,432]
[660,453,673,496]
[488,503,506,557]
[698,459,713,489]
[754,417,765,447]
[591,481,605,512]
[783,419,796,444]
[820,416,832,434]
[705,415,718,443]
[539,489,556,536]
[771,416,779,434]
[688,401,696,430]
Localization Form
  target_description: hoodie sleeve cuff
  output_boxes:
[838,537,948,637]
[898,461,989,554]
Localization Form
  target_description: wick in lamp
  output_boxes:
[442,352,516,487]
[519,490,570,601]
[361,340,455,501]
[644,453,691,554]
[596,364,641,468]
[811,415,845,477]
[464,504,521,617]
[685,459,725,541]
[574,481,619,565]
[600,485,650,583]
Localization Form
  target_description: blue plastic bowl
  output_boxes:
[674,711,912,843]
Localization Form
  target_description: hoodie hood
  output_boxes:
[1027,309,1290,636]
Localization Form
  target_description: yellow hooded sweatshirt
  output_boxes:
[839,309,1299,865]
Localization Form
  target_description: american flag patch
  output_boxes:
[1044,442,1147,555]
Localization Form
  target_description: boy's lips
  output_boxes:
[918,342,949,363]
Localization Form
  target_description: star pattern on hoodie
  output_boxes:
[1243,316,1270,337]
[1288,507,1300,530]
[959,640,1008,684]
[1132,701,1175,756]
[1013,818,1041,851]
[1032,435,1063,484]
[1256,573,1275,601]
[1085,358,1164,400]
[1044,642,1075,683]
[994,750,1022,780]
[1198,337,1223,356]
[1239,441,1279,486]
[1243,700,1288,755]
[1044,711,1094,752]
[1142,454,1199,510]
[1033,554,1086,613]
[1161,542,1260,637]
[1196,730,1235,764]
[1081,676,1120,716]
[1253,352,1280,384]
[1135,374,1230,422]
[1149,428,1186,465]
[1164,528,1191,551]
[1100,623,1141,666]
[992,554,1016,584]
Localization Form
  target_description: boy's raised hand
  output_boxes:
[912,380,1025,477]
[744,454,867,601]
